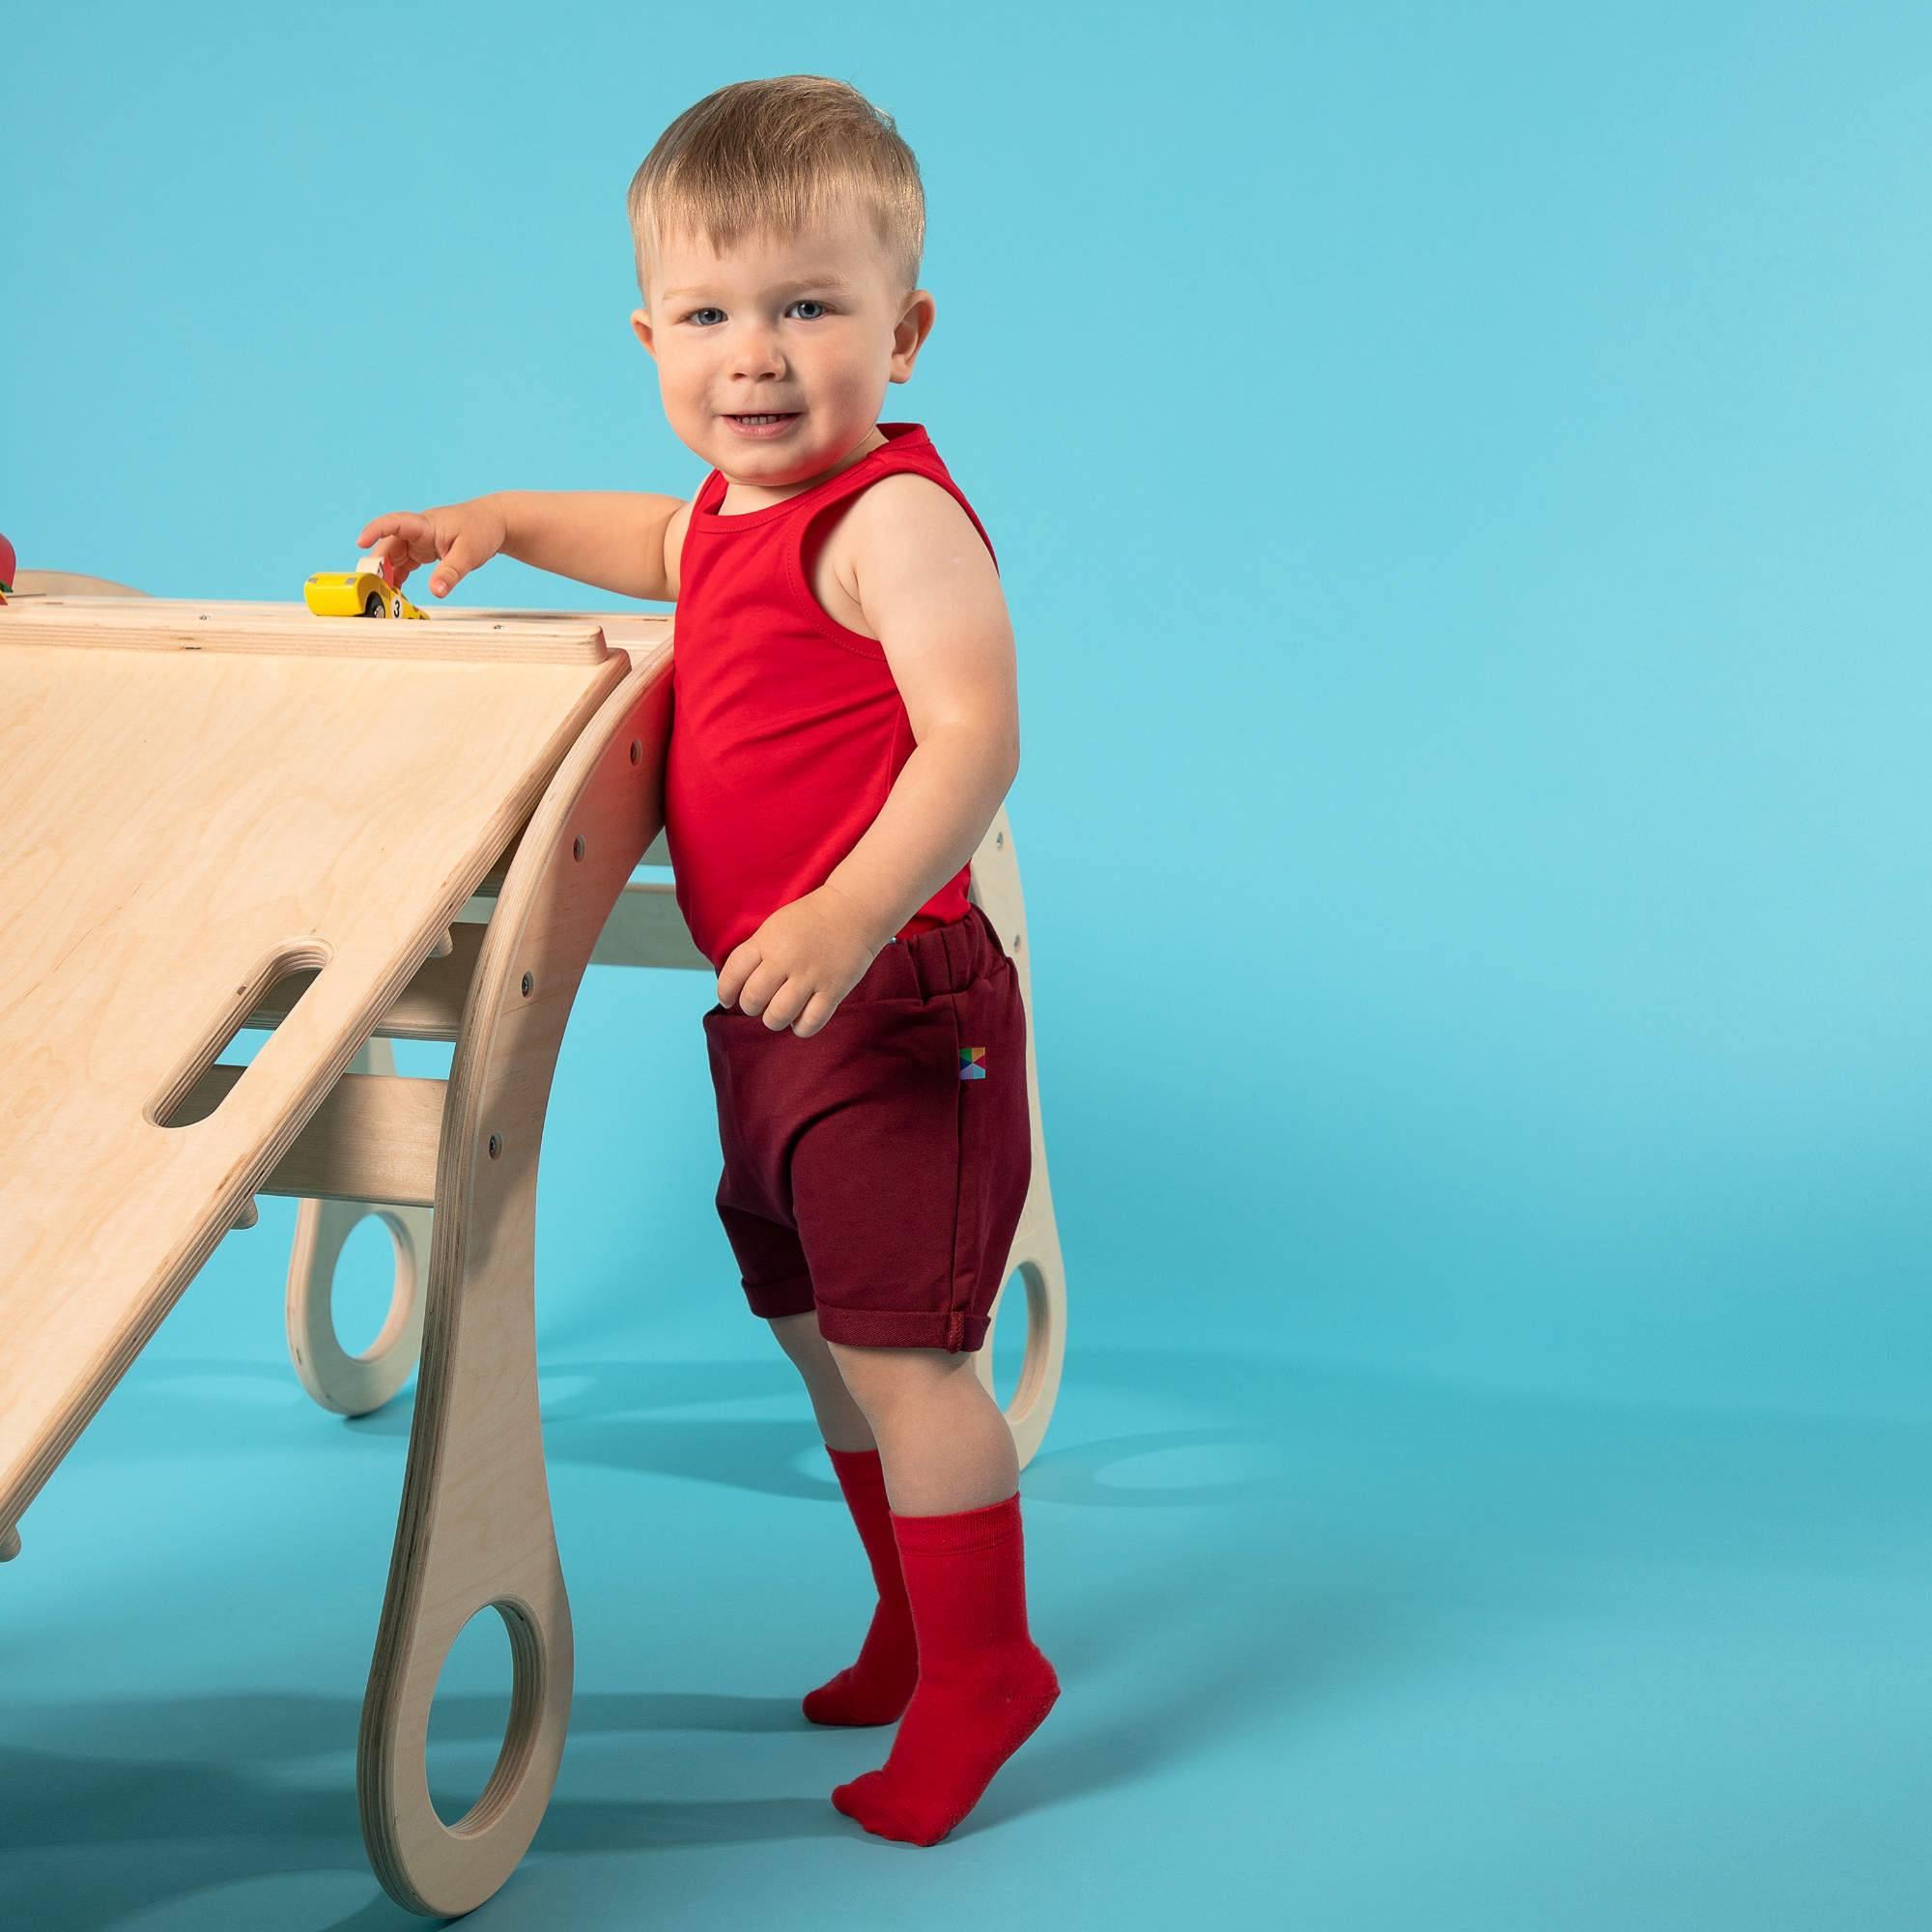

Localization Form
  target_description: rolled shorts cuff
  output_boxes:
[812,1302,991,1354]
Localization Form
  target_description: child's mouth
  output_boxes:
[724,412,801,438]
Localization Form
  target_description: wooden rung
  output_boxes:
[176,1066,445,1207]
[245,877,709,1016]
[466,824,669,910]
[248,922,486,1041]
[266,1070,444,1206]
[588,881,712,972]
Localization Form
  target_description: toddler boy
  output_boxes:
[356,73,1058,1847]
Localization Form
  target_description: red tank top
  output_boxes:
[664,422,1000,973]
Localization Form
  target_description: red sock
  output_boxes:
[802,1445,920,1725]
[831,1491,1060,1845]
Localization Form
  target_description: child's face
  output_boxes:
[631,200,934,486]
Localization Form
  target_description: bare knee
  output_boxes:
[768,1309,826,1358]
[770,1314,876,1450]
[824,1338,959,1417]
[769,1311,838,1385]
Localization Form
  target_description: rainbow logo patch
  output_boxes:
[959,1046,986,1080]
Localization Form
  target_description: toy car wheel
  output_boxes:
[363,591,386,617]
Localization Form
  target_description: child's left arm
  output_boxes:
[716,475,1020,1037]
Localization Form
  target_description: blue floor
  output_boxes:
[5,1214,1926,1929]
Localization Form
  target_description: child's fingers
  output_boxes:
[362,534,411,584]
[356,513,412,550]
[429,532,487,598]
[358,513,436,575]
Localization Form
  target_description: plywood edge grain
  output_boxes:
[0,597,614,666]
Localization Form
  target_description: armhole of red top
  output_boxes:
[788,466,1000,663]
[791,481,891,661]
[673,472,721,599]
[680,477,711,595]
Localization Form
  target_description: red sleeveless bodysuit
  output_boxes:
[664,422,1000,973]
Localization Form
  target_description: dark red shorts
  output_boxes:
[701,900,1032,1353]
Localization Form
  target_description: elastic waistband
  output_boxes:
[848,901,1009,1005]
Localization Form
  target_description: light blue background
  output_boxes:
[4,4,1929,1928]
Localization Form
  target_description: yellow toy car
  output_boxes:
[303,567,427,621]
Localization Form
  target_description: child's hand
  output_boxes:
[355,496,509,599]
[718,885,889,1037]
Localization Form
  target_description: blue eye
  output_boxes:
[681,299,832,326]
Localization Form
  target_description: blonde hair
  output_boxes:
[627,75,924,308]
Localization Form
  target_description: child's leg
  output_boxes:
[820,1340,1060,1846]
[770,1313,919,1724]
[824,1339,1015,1512]
[769,1310,874,1451]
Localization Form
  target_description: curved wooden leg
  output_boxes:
[967,805,1068,1469]
[286,1037,433,1417]
[357,663,666,1918]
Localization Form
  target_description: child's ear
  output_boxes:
[630,306,656,358]
[889,291,937,383]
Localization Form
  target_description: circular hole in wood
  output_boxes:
[426,1604,525,1831]
[332,1213,404,1358]
[988,1264,1029,1413]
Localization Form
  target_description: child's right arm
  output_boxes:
[356,490,687,604]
